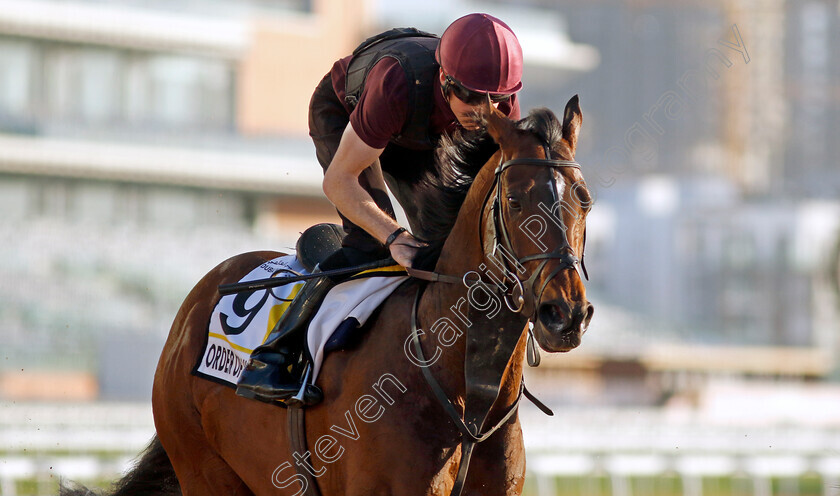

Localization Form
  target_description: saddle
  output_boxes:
[296,223,345,272]
[294,223,396,356]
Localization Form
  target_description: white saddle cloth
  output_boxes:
[194,255,407,386]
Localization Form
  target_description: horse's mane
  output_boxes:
[412,108,564,270]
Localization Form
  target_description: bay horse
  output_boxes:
[60,96,592,496]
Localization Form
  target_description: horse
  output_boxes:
[60,96,593,496]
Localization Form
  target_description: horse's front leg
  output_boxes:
[462,421,526,496]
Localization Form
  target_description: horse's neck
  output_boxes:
[418,153,528,422]
[433,152,498,276]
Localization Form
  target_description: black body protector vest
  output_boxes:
[344,28,440,150]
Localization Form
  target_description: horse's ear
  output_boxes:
[483,97,516,149]
[562,95,582,152]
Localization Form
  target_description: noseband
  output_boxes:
[482,144,586,320]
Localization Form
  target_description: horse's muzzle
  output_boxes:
[535,301,594,352]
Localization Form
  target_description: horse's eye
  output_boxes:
[506,196,521,211]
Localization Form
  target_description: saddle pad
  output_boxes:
[307,273,407,381]
[193,255,408,387]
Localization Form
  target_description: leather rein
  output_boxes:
[405,147,584,496]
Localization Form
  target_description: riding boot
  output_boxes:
[235,273,335,405]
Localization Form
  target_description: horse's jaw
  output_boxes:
[533,323,583,353]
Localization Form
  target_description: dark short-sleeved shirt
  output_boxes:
[330,55,520,149]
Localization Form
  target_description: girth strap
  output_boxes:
[286,405,322,496]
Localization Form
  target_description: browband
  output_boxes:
[495,158,580,175]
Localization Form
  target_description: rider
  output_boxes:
[236,13,524,404]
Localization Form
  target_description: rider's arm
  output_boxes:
[322,124,421,266]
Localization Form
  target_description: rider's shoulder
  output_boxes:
[358,58,411,106]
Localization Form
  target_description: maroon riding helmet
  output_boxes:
[436,13,523,97]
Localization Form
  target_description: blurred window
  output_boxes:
[36,180,74,220]
[76,183,118,225]
[38,42,235,133]
[44,47,82,122]
[124,55,152,124]
[0,178,31,221]
[114,185,147,226]
[146,188,200,227]
[79,50,123,124]
[149,56,203,127]
[199,191,248,228]
[0,39,36,121]
[197,61,234,130]
[146,56,232,130]
[44,47,123,125]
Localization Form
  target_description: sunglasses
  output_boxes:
[445,75,511,106]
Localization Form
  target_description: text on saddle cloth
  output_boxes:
[193,255,408,387]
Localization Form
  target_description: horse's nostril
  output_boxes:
[585,303,594,321]
[538,303,565,329]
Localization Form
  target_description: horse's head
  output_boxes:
[480,96,593,352]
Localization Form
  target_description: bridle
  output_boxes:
[479,143,588,320]
[406,143,589,315]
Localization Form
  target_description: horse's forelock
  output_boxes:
[516,108,565,151]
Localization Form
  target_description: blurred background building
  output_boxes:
[1,0,839,494]
[0,0,362,400]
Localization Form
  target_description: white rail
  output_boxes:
[2,402,839,495]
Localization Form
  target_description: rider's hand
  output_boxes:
[388,231,428,267]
